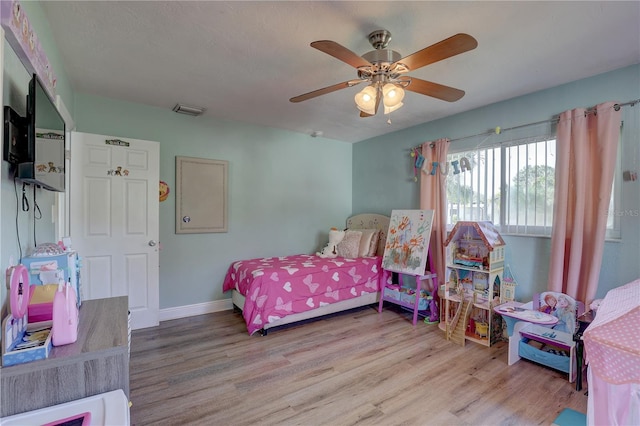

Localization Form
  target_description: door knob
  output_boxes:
[148,240,157,247]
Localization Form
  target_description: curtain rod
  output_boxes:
[414,98,639,150]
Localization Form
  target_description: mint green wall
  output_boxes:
[1,1,74,308]
[73,94,353,308]
[353,65,640,302]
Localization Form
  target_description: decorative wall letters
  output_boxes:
[1,0,57,97]
[411,149,472,179]
[426,157,472,176]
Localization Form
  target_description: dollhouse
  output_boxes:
[441,221,506,347]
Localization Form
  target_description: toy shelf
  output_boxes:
[378,269,438,326]
[512,322,576,383]
[520,324,574,348]
[382,292,427,312]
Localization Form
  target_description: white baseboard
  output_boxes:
[159,298,233,322]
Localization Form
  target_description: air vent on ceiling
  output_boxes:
[172,103,205,117]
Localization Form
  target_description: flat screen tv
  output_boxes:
[3,74,66,192]
[3,104,27,164]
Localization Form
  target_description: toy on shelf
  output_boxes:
[2,264,53,367]
[316,228,345,258]
[442,221,506,347]
[422,293,439,325]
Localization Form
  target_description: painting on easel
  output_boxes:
[382,209,434,275]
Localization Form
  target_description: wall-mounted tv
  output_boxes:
[3,74,66,192]
[3,104,27,164]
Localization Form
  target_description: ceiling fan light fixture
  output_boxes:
[355,85,377,114]
[384,102,404,115]
[382,83,404,107]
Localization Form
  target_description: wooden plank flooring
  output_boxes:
[129,305,588,425]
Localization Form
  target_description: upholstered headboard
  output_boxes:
[346,213,390,256]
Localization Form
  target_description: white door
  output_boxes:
[70,132,159,330]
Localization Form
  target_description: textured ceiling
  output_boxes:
[40,1,640,143]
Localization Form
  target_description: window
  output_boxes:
[446,136,620,238]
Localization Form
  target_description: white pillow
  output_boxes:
[337,230,362,258]
[356,229,378,257]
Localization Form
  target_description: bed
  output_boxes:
[583,278,640,426]
[223,213,390,335]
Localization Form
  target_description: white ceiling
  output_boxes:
[40,1,640,143]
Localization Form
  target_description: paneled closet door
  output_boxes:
[70,132,159,330]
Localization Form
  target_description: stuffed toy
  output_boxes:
[316,228,345,258]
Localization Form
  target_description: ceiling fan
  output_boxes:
[290,30,478,117]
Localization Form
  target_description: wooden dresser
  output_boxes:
[1,296,129,417]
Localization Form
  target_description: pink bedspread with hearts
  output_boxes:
[223,254,382,335]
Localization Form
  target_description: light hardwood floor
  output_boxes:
[129,304,588,425]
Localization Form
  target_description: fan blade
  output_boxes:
[290,80,363,103]
[400,76,465,102]
[311,40,372,69]
[393,33,477,72]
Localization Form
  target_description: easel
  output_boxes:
[378,253,439,326]
[378,209,437,325]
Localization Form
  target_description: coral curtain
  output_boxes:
[420,139,450,287]
[547,102,621,304]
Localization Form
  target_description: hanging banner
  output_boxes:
[411,149,472,179]
[1,0,57,97]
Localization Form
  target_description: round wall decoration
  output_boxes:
[159,180,170,202]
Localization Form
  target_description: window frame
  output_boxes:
[445,133,621,239]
